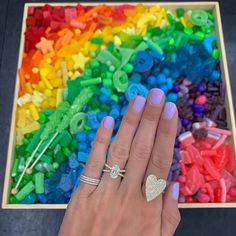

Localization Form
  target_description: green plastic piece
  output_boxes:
[111,94,119,103]
[55,151,66,163]
[26,125,45,153]
[96,49,119,65]
[107,41,115,52]
[35,162,46,173]
[80,77,102,87]
[134,41,149,53]
[38,113,47,124]
[152,27,163,36]
[123,64,134,74]
[49,131,64,150]
[18,157,25,173]
[91,37,103,44]
[23,137,30,146]
[113,70,128,93]
[15,181,35,201]
[67,78,81,103]
[60,130,73,147]
[57,88,93,133]
[195,31,205,41]
[23,173,33,181]
[41,109,55,116]
[88,97,100,109]
[11,158,19,177]
[70,139,77,152]
[40,154,52,164]
[92,67,101,77]
[190,10,208,26]
[84,125,91,131]
[41,102,70,140]
[38,132,56,152]
[212,49,220,59]
[53,162,59,169]
[62,147,72,157]
[103,78,113,89]
[10,195,20,204]
[184,27,193,35]
[176,8,185,18]
[116,47,134,70]
[144,37,163,54]
[70,112,87,134]
[35,173,44,194]
[100,104,110,113]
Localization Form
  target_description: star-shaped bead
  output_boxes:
[72,52,89,71]
[36,37,54,54]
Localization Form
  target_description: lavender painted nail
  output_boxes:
[149,88,163,105]
[163,102,176,120]
[172,182,179,200]
[103,116,114,129]
[133,96,146,112]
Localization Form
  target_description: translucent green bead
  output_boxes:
[123,64,134,74]
[38,113,47,124]
[176,8,185,18]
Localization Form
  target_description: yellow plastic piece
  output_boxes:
[21,121,40,134]
[180,16,187,27]
[17,109,27,128]
[56,89,64,107]
[114,36,122,46]
[44,89,52,97]
[25,82,33,94]
[137,14,156,28]
[41,77,53,89]
[32,67,39,74]
[40,68,49,77]
[29,103,39,120]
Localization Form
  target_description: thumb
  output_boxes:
[161,182,181,236]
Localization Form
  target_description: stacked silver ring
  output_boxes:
[79,174,100,186]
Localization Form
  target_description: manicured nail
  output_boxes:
[103,116,114,129]
[163,102,176,120]
[172,182,179,201]
[133,96,146,112]
[149,88,164,105]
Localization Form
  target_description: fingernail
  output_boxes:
[163,102,176,120]
[103,116,114,129]
[133,96,146,112]
[172,182,179,201]
[149,88,163,105]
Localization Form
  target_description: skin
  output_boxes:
[59,89,181,236]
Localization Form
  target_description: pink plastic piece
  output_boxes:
[195,95,207,105]
[219,178,227,203]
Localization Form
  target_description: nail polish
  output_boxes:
[163,102,176,120]
[172,182,179,200]
[103,116,114,129]
[149,88,163,105]
[133,96,146,112]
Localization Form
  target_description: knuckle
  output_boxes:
[94,134,109,146]
[142,108,158,123]
[131,141,152,160]
[123,114,136,127]
[151,153,171,171]
[108,144,130,162]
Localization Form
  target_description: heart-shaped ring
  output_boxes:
[145,175,167,202]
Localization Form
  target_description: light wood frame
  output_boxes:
[2,2,236,209]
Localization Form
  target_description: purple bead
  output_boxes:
[177,118,182,135]
[171,162,180,171]
[172,84,181,93]
[197,83,207,92]
[192,104,205,113]
[181,118,190,128]
[167,170,173,182]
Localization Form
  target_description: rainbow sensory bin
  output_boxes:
[10,3,236,205]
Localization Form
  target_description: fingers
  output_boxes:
[99,96,146,190]
[161,182,181,236]
[123,89,165,188]
[145,102,178,180]
[77,116,114,197]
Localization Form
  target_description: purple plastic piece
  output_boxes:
[210,105,224,121]
[192,104,205,113]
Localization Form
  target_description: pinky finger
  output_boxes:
[161,182,181,236]
[76,116,114,198]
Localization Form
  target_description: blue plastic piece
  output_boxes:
[149,50,165,61]
[58,172,73,192]
[99,95,108,103]
[121,105,128,116]
[133,51,154,73]
[97,111,108,122]
[167,93,178,103]
[76,132,87,142]
[210,70,220,82]
[159,84,168,94]
[21,193,37,204]
[162,68,171,76]
[151,66,161,76]
[37,194,48,203]
[78,151,89,162]
[69,153,80,169]
[203,35,216,53]
[87,130,96,141]
[101,87,111,97]
[166,78,173,90]
[109,108,120,119]
[78,142,87,151]
[129,73,142,84]
[87,111,100,129]
[147,75,157,86]
[156,73,166,85]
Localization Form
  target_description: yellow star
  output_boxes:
[72,52,89,71]
[36,37,54,55]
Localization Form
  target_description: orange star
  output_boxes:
[36,37,54,55]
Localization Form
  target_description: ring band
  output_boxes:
[80,174,100,186]
[103,163,126,179]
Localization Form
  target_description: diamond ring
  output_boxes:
[103,163,126,179]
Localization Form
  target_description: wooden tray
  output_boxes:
[2,2,236,209]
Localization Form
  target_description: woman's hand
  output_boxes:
[59,88,181,236]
